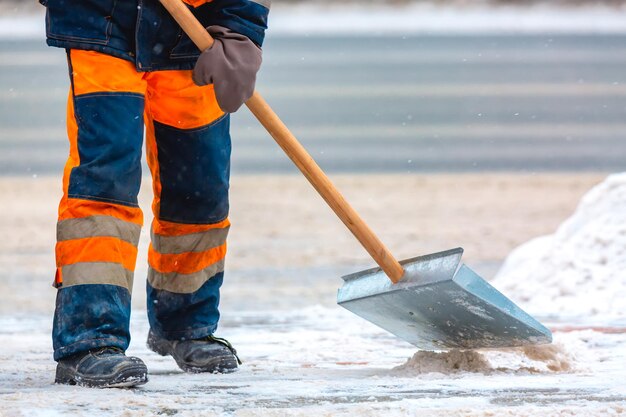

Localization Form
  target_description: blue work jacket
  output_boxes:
[39,0,270,71]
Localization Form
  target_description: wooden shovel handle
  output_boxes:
[159,0,405,283]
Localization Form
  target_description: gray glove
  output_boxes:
[192,25,262,113]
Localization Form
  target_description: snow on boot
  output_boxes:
[55,347,148,388]
[147,330,241,373]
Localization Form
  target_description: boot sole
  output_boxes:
[175,356,239,374]
[55,363,148,388]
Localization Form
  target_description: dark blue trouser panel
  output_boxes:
[154,116,231,224]
[147,273,224,340]
[53,285,131,361]
[69,92,145,207]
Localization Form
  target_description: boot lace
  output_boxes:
[92,346,124,356]
[206,335,242,365]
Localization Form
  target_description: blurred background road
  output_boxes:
[1,34,626,176]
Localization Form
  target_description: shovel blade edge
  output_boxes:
[337,249,552,350]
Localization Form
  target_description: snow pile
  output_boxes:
[518,343,575,373]
[493,173,626,319]
[393,340,578,376]
[393,350,491,374]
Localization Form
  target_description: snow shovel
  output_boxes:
[160,0,553,350]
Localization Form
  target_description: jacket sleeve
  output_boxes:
[205,0,270,47]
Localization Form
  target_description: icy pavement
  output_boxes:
[1,307,624,416]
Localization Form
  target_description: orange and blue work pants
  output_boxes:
[52,49,231,361]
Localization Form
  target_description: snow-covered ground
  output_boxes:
[2,3,626,39]
[1,174,624,416]
[1,308,625,416]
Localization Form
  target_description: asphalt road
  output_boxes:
[1,34,626,175]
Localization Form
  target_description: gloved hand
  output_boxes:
[192,25,262,113]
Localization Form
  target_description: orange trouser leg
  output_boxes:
[143,69,231,340]
[53,50,147,361]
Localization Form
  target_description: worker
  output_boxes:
[39,0,270,388]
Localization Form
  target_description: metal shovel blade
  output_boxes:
[337,248,552,350]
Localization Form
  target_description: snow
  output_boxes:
[2,4,626,39]
[493,173,626,320]
[1,174,625,415]
[393,340,578,375]
[1,308,625,416]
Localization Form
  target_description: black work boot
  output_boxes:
[147,330,241,373]
[55,347,148,388]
